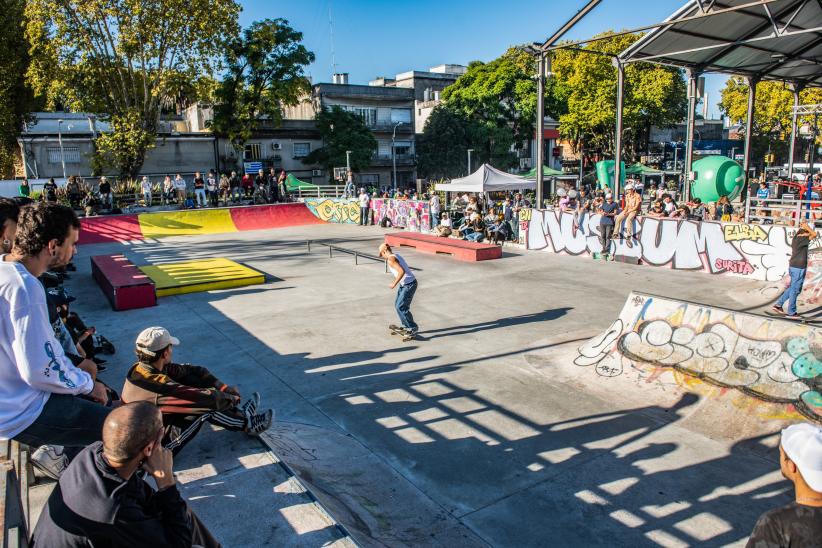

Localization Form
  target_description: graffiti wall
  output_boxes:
[577,292,821,422]
[523,208,819,281]
[371,199,431,232]
[304,198,360,224]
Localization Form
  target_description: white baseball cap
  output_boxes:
[136,326,180,357]
[782,422,822,492]
[625,183,635,190]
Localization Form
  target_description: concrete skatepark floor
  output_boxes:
[61,223,798,547]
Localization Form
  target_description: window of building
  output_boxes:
[359,173,379,185]
[244,143,262,160]
[390,109,412,124]
[394,140,412,156]
[293,142,310,158]
[341,106,377,127]
[47,147,81,164]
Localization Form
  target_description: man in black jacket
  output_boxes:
[32,402,220,547]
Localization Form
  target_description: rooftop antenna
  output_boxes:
[328,0,338,78]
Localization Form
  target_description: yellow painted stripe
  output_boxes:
[138,209,238,239]
[139,258,265,296]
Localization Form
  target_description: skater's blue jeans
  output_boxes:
[395,281,418,332]
[776,267,806,315]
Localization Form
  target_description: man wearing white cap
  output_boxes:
[612,183,641,246]
[747,422,822,547]
[121,327,273,455]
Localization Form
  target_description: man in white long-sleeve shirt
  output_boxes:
[0,203,109,447]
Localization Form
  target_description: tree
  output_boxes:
[303,106,377,181]
[719,79,822,136]
[0,0,37,176]
[551,32,686,158]
[417,105,488,179]
[441,48,565,170]
[25,0,240,178]
[211,19,314,151]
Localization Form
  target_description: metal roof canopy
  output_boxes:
[619,0,822,88]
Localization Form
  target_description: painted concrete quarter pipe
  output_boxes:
[79,203,323,244]
[577,292,822,422]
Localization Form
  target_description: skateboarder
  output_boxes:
[773,221,817,320]
[379,243,418,340]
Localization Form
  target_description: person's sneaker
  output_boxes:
[31,445,68,480]
[241,392,261,418]
[246,409,273,436]
[772,304,785,314]
[785,314,803,320]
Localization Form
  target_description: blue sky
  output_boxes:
[240,0,727,118]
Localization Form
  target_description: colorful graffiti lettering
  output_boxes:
[304,198,360,224]
[723,224,768,242]
[576,292,822,422]
[714,258,754,275]
[370,199,431,232]
[524,208,817,281]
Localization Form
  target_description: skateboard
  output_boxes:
[763,310,822,325]
[389,324,418,342]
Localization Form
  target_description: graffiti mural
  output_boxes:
[304,198,360,224]
[577,292,822,422]
[371,199,431,232]
[524,208,819,281]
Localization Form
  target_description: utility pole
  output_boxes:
[536,52,546,207]
[57,119,67,180]
[467,149,474,175]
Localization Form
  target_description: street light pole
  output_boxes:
[467,149,474,175]
[345,150,351,172]
[392,121,401,194]
[57,119,67,180]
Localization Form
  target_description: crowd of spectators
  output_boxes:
[0,200,273,546]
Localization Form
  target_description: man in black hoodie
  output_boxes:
[32,402,220,547]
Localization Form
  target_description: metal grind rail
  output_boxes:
[306,240,421,273]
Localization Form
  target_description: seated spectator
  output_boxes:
[434,213,452,237]
[690,198,705,220]
[716,195,734,221]
[661,194,676,216]
[33,402,221,547]
[465,196,480,215]
[98,177,112,209]
[746,423,822,547]
[464,216,486,242]
[1,204,109,452]
[487,212,511,245]
[122,327,272,455]
[647,200,665,218]
[671,204,690,219]
[241,173,254,197]
[0,198,19,253]
[707,202,717,221]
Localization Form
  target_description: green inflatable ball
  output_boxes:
[691,155,745,202]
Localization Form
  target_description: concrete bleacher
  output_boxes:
[384,232,502,261]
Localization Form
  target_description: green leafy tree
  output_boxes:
[552,32,686,158]
[303,106,377,181]
[25,0,240,178]
[719,79,822,136]
[211,19,314,152]
[441,48,566,170]
[0,0,38,176]
[417,105,487,179]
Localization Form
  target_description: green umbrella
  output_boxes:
[284,173,318,190]
[524,166,564,178]
[625,163,661,175]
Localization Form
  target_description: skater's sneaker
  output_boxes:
[241,392,261,418]
[785,313,802,320]
[246,409,273,436]
[772,304,785,314]
[31,445,68,480]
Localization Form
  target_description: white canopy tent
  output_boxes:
[435,164,535,193]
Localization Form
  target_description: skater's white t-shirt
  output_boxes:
[389,254,416,286]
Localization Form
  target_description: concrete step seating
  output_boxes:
[91,255,157,311]
[384,232,502,262]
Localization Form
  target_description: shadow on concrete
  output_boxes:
[419,307,572,339]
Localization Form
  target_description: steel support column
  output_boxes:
[787,84,801,184]
[742,77,758,202]
[536,52,546,207]
[614,60,625,198]
[684,69,700,202]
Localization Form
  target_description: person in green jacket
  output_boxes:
[19,179,30,197]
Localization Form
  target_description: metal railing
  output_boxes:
[745,197,822,225]
[292,185,348,199]
[306,240,389,271]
